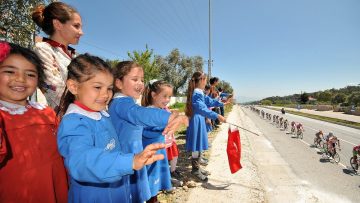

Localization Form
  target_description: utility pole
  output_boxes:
[208,0,212,79]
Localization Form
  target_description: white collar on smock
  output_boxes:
[64,103,109,120]
[194,88,205,95]
[0,100,46,115]
[113,92,138,103]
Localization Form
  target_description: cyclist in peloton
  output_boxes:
[351,145,360,170]
[279,117,284,128]
[325,132,341,156]
[283,119,289,130]
[290,121,296,133]
[314,130,324,145]
[296,122,304,135]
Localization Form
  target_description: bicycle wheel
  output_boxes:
[350,157,358,171]
[322,143,328,154]
[332,152,340,163]
[313,138,318,146]
[318,140,324,148]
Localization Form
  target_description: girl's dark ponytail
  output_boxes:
[185,71,204,117]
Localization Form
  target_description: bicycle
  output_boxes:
[283,120,288,131]
[296,129,303,139]
[322,144,340,163]
[290,125,296,134]
[350,157,360,172]
[313,137,323,148]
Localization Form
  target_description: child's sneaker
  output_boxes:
[171,177,183,187]
[199,157,209,166]
[200,168,211,176]
[171,170,183,180]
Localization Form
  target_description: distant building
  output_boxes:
[308,96,317,104]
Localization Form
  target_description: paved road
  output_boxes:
[243,106,360,202]
[268,106,360,123]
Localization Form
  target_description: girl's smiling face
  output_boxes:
[152,86,173,109]
[0,54,38,105]
[115,67,144,99]
[68,71,114,111]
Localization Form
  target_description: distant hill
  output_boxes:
[259,85,360,106]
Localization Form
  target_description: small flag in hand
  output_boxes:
[227,127,242,174]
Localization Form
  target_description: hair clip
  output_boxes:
[149,79,158,86]
[0,42,11,63]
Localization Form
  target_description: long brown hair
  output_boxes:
[32,2,78,36]
[141,80,172,107]
[57,53,112,118]
[185,71,205,117]
[112,61,142,93]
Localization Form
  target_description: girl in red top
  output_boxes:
[0,42,68,203]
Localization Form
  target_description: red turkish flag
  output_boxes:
[227,127,242,174]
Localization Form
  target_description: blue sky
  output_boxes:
[62,0,360,102]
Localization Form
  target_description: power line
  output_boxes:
[81,40,128,59]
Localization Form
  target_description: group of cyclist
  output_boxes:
[259,109,304,138]
[315,130,360,170]
[251,107,360,171]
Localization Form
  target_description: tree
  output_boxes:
[261,99,272,106]
[0,0,54,47]
[331,93,346,105]
[155,49,203,95]
[128,45,159,84]
[218,80,233,94]
[300,92,309,104]
[105,59,121,68]
[317,91,332,103]
[347,92,360,106]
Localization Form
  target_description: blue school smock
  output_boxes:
[186,89,219,152]
[204,94,224,108]
[108,94,171,202]
[57,104,134,203]
[204,95,224,132]
[142,108,172,196]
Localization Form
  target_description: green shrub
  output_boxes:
[169,102,186,112]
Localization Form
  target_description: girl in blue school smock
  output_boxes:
[141,80,178,202]
[108,61,188,203]
[185,71,226,182]
[204,84,224,133]
[57,54,166,203]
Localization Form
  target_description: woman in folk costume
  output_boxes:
[32,2,83,109]
[185,71,226,182]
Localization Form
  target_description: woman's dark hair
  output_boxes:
[1,41,46,89]
[57,53,113,118]
[204,84,211,91]
[141,80,172,107]
[112,61,142,93]
[32,2,78,36]
[185,71,205,117]
[209,77,219,85]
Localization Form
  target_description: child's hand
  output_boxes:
[163,115,189,136]
[168,112,180,123]
[206,118,212,124]
[218,115,226,123]
[132,143,165,170]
